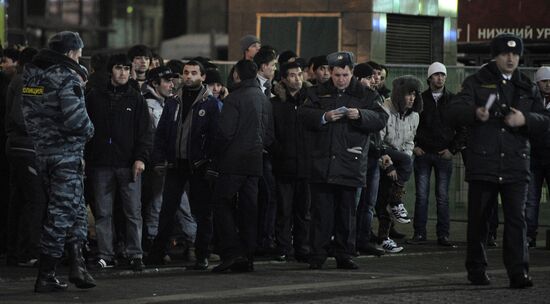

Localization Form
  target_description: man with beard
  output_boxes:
[147,60,219,271]
[410,62,466,247]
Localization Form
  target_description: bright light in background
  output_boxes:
[439,0,458,16]
[372,14,387,32]
[126,5,134,14]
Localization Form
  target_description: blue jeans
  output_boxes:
[90,167,143,260]
[525,158,550,240]
[412,152,453,238]
[356,157,380,247]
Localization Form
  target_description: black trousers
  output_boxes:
[213,174,259,261]
[152,162,213,259]
[6,152,47,262]
[309,183,359,263]
[274,178,311,256]
[466,181,529,278]
[257,155,277,249]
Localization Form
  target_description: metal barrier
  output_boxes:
[211,61,547,225]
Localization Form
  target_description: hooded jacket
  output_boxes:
[21,49,94,156]
[85,81,152,168]
[445,61,549,183]
[380,76,423,156]
[299,77,388,187]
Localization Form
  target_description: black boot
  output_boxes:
[34,254,68,293]
[68,242,96,289]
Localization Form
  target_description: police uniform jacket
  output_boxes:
[21,49,94,157]
[298,77,388,187]
[153,85,220,167]
[445,61,549,183]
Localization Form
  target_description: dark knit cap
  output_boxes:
[205,69,223,85]
[490,33,523,58]
[354,63,374,79]
[309,55,328,71]
[48,31,84,54]
[240,35,260,52]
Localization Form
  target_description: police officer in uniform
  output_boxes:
[446,33,548,288]
[299,52,388,270]
[21,31,96,292]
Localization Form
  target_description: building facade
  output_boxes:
[228,0,458,65]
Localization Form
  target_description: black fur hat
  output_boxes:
[490,33,523,58]
[391,75,423,114]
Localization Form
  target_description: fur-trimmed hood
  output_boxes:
[390,75,423,114]
[273,80,312,102]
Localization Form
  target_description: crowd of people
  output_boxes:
[0,31,548,292]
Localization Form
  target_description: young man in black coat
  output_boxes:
[211,59,272,273]
[299,52,388,270]
[445,34,549,288]
[410,62,466,247]
[270,62,312,262]
[85,54,152,271]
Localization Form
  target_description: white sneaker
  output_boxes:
[398,203,408,217]
[388,204,411,224]
[381,238,404,253]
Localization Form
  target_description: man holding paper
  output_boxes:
[445,33,549,288]
[298,52,388,270]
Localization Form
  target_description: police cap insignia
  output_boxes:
[507,40,516,47]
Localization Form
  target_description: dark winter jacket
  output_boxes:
[445,61,549,183]
[299,77,389,187]
[416,87,467,154]
[85,81,152,168]
[214,78,271,176]
[270,81,311,179]
[21,49,94,157]
[152,85,220,167]
[5,73,35,155]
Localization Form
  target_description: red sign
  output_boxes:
[458,0,550,42]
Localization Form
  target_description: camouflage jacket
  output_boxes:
[21,49,94,156]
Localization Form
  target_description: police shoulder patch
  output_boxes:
[22,86,45,96]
